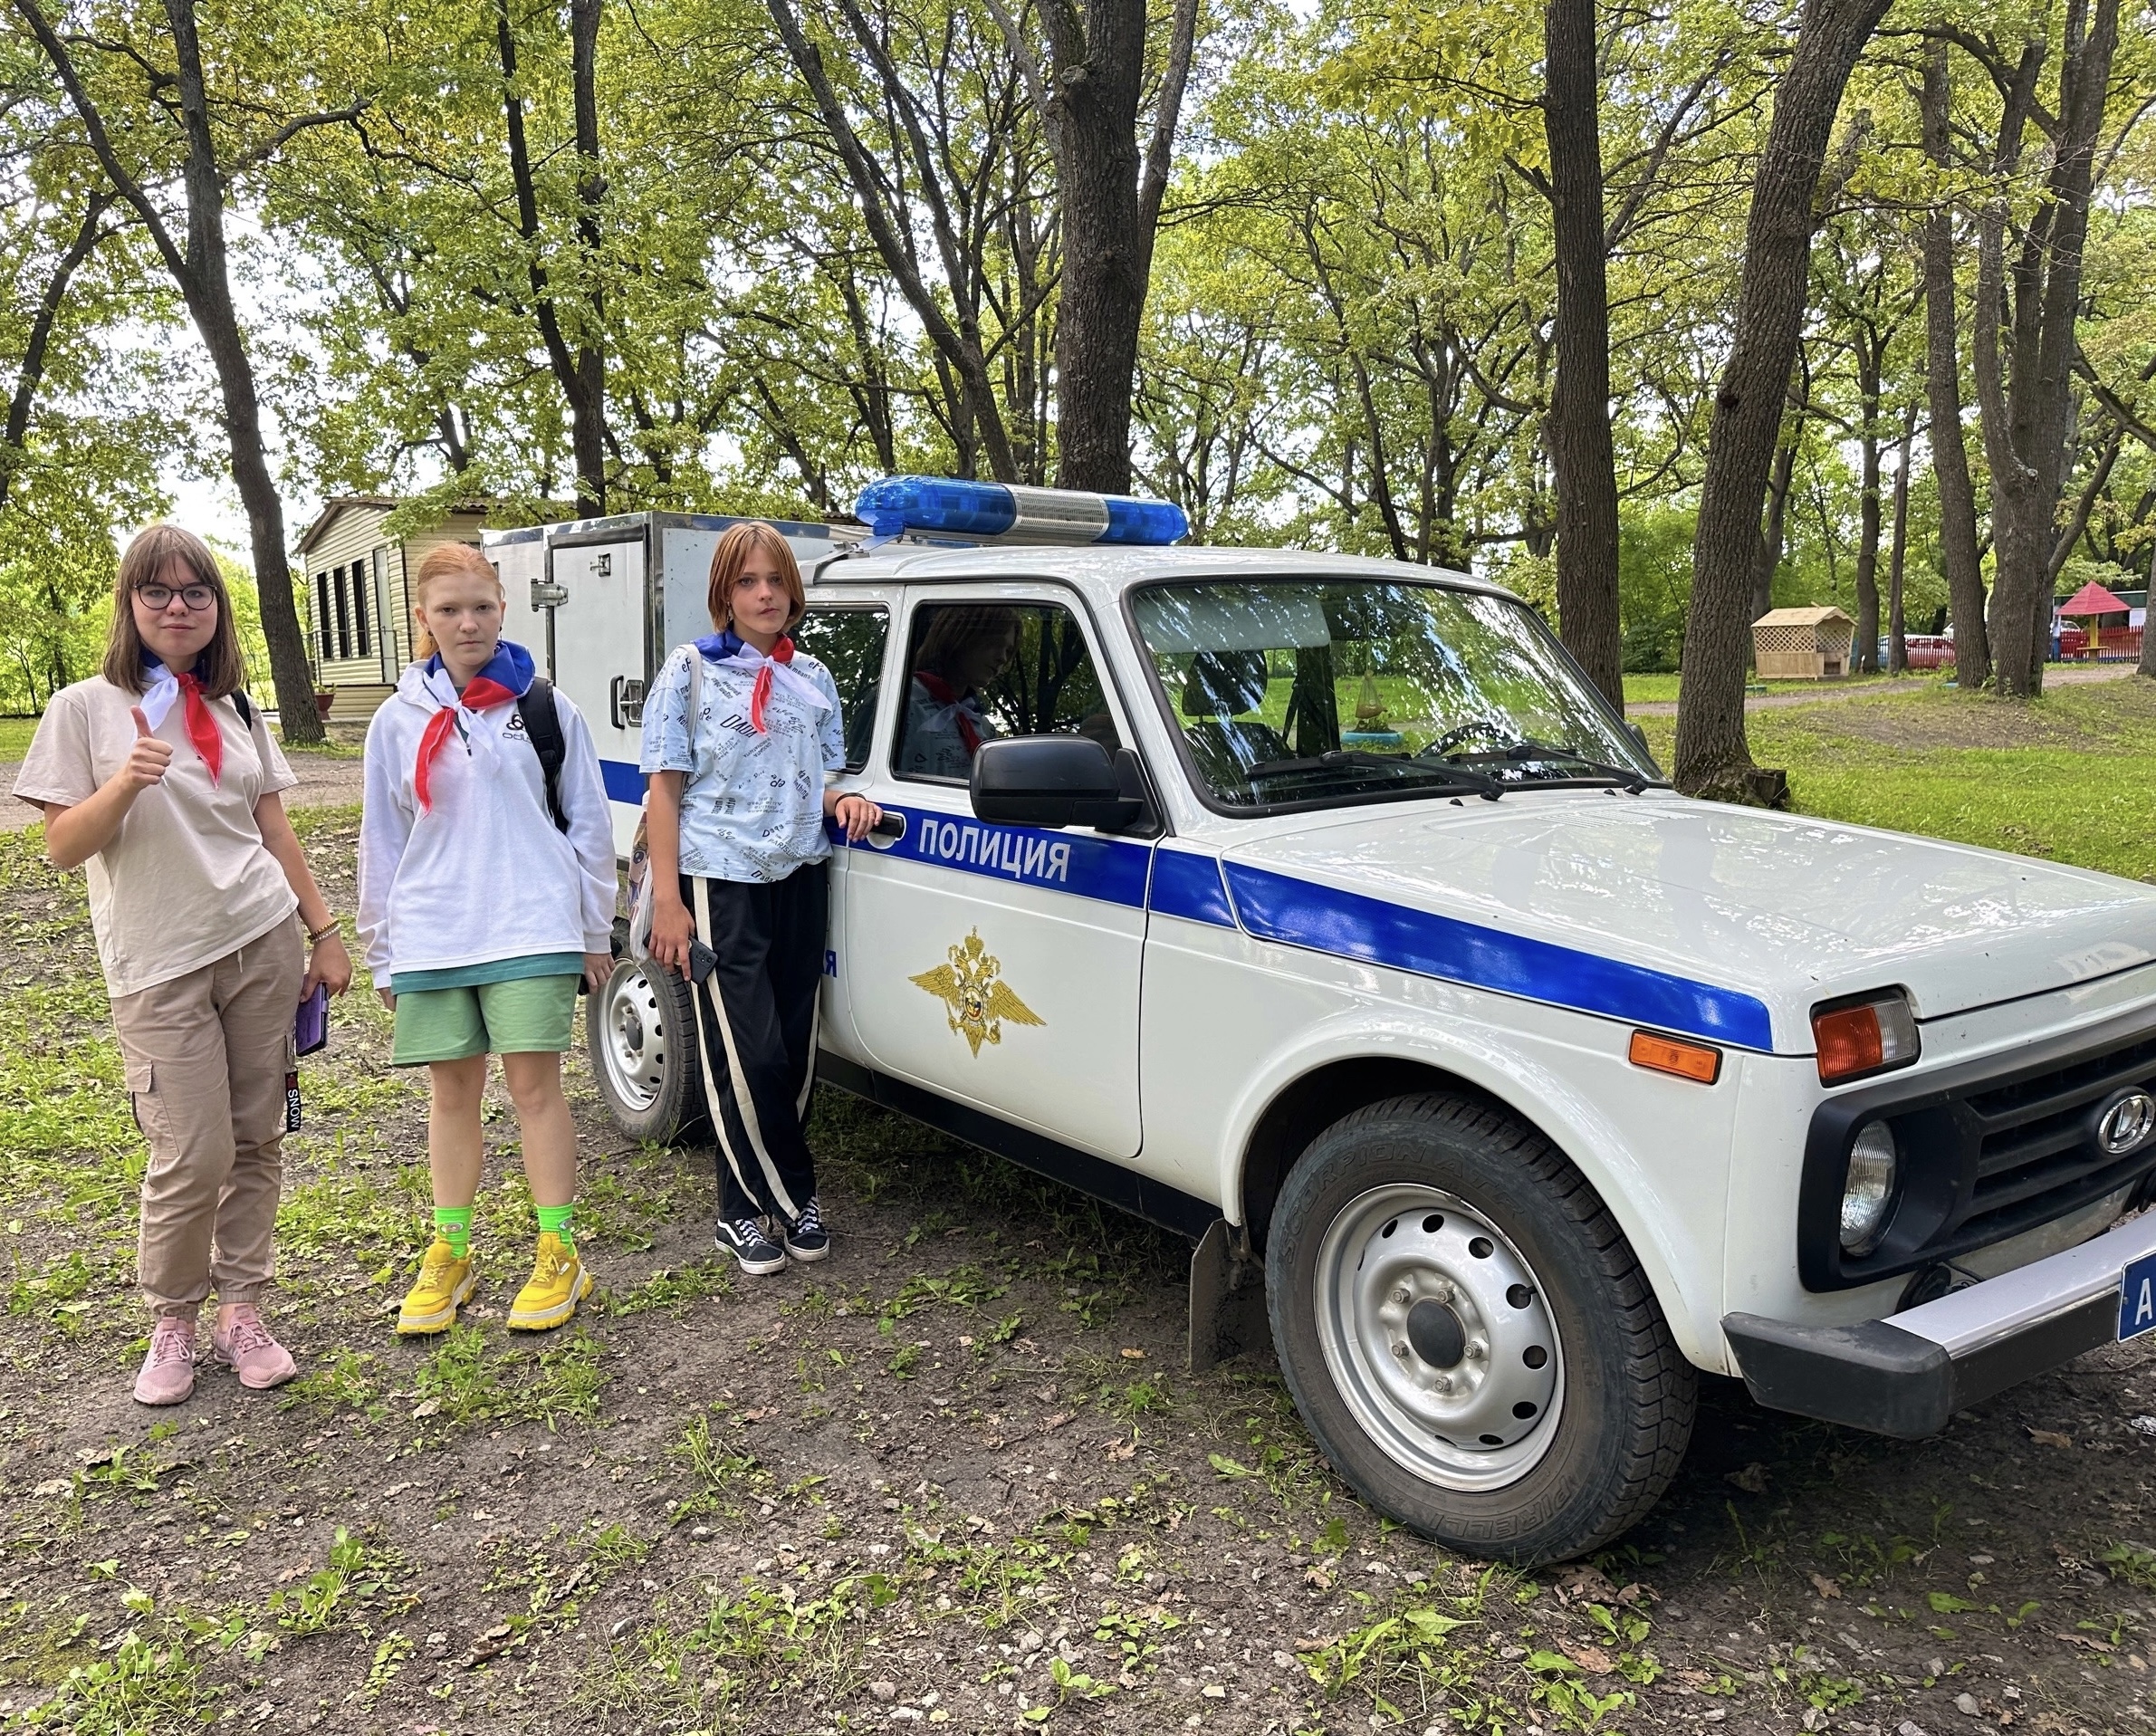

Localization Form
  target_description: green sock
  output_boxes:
[535,1203,575,1251]
[434,1206,473,1259]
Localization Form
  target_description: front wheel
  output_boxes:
[587,955,707,1146]
[1267,1093,1695,1566]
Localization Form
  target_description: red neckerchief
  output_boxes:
[914,672,981,753]
[414,672,519,812]
[175,674,223,784]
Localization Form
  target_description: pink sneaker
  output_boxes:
[134,1317,196,1405]
[209,1305,298,1391]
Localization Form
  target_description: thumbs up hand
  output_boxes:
[121,708,175,791]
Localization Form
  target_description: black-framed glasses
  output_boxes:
[136,583,216,611]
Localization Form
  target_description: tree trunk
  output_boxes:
[1542,0,1624,709]
[1887,398,1916,672]
[164,0,319,740]
[497,0,607,513]
[0,195,110,513]
[1674,0,1891,801]
[1031,0,1197,494]
[1974,0,2118,697]
[1852,340,1883,672]
[1750,431,1800,629]
[1920,39,1990,690]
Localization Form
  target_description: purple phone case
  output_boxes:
[293,983,330,1057]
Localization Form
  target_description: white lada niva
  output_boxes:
[522,482,2156,1566]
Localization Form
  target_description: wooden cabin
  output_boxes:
[1752,606,1856,679]
[294,497,493,721]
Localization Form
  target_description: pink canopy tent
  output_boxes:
[2057,580,2131,618]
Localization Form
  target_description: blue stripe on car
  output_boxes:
[1147,849,1236,927]
[599,758,646,804]
[1222,862,1776,1052]
[841,801,1152,907]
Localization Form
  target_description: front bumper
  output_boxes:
[1724,1206,2156,1438]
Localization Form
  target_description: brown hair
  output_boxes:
[706,523,805,632]
[914,604,1021,681]
[101,524,248,699]
[409,543,504,661]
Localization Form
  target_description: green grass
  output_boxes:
[0,716,38,760]
[1634,677,2156,883]
[1622,669,1927,705]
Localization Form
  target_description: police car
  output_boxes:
[486,479,2156,1566]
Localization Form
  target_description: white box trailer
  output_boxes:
[486,511,852,856]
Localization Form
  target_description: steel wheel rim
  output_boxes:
[598,961,669,1114]
[1314,1184,1564,1491]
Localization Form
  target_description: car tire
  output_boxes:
[1266,1092,1695,1566]
[587,953,708,1146]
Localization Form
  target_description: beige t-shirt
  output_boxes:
[14,676,301,999]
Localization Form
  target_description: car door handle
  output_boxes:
[866,810,906,849]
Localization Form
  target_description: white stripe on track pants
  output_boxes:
[684,866,826,1225]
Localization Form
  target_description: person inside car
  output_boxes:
[896,606,1020,780]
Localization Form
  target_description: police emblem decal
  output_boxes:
[909,929,1044,1056]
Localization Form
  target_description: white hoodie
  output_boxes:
[358,660,617,984]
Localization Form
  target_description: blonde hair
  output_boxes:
[102,524,247,698]
[706,523,805,631]
[409,543,504,661]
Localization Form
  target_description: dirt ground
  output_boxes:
[3,798,2155,1736]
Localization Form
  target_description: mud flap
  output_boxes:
[1188,1218,1271,1373]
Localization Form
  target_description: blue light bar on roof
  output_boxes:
[855,475,1188,546]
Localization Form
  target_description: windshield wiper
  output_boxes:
[1244,750,1503,801]
[1500,739,1654,792]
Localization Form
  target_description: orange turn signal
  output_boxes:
[1629,1029,1722,1084]
[1812,1003,1884,1082]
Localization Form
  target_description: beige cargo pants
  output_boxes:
[110,921,304,1319]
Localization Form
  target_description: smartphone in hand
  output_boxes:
[686,938,719,986]
[293,982,330,1057]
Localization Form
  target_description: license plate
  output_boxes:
[2121,1252,2156,1341]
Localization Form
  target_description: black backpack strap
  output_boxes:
[232,691,254,727]
[517,676,570,833]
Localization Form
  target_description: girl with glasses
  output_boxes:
[12,524,352,1405]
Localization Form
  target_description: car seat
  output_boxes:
[1180,650,1290,790]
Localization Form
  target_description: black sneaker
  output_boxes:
[783,1197,829,1263]
[715,1216,786,1276]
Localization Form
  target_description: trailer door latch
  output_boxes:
[531,580,570,609]
[610,676,645,730]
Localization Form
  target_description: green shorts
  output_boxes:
[391,974,580,1066]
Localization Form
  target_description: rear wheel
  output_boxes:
[1267,1093,1695,1565]
[587,954,706,1146]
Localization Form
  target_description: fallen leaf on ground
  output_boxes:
[1562,1644,1615,1674]
[2027,1428,2074,1449]
[1810,1573,1843,1599]
[1725,1463,1770,1493]
[1119,1347,1145,1360]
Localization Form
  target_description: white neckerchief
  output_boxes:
[137,657,186,734]
[418,662,505,776]
[701,643,832,718]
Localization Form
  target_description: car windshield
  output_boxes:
[1130,579,1661,810]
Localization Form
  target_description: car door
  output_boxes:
[790,597,892,1064]
[841,586,1148,1159]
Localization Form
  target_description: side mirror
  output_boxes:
[1626,721,1656,764]
[970,737,1149,830]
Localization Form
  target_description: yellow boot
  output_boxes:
[507,1232,593,1331]
[397,1240,477,1336]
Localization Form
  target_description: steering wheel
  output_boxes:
[1420,718,1515,759]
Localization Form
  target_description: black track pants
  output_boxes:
[682,866,827,1225]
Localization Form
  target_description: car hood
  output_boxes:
[1215,791,2156,1054]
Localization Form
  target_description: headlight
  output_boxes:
[1840,1120,1900,1255]
[1812,990,1921,1084]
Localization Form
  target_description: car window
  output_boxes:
[794,605,889,772]
[894,600,1121,783]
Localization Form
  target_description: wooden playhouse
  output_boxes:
[1752,606,1856,679]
